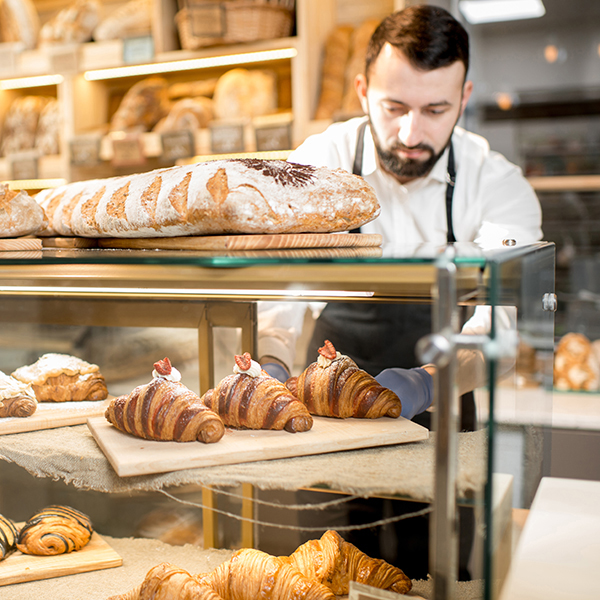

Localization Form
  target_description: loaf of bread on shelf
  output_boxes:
[16,505,93,556]
[314,25,354,120]
[39,0,101,44]
[34,98,61,156]
[0,370,37,418]
[11,353,108,402]
[0,0,40,49]
[105,357,225,443]
[93,0,152,41]
[200,352,313,432]
[212,69,277,120]
[0,184,48,238]
[108,562,224,600]
[0,514,19,560]
[35,158,379,238]
[153,97,214,133]
[110,76,171,132]
[286,340,402,418]
[1,95,51,157]
[283,529,412,595]
[554,332,600,391]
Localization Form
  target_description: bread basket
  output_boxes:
[176,0,294,50]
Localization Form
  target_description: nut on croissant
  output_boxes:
[0,514,19,560]
[108,562,224,600]
[286,340,402,418]
[16,505,93,556]
[0,370,37,417]
[199,548,335,600]
[11,353,108,402]
[200,353,313,433]
[283,529,412,595]
[105,357,225,443]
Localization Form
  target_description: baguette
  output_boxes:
[35,159,379,238]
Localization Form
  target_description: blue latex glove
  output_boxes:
[375,367,433,420]
[261,362,290,383]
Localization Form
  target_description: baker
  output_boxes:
[260,4,542,424]
[258,4,542,579]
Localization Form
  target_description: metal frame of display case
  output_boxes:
[0,242,555,599]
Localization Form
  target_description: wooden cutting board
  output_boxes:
[41,237,98,248]
[0,399,111,435]
[87,415,429,478]
[97,232,382,251]
[0,529,122,587]
[0,237,42,251]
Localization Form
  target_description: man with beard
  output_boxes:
[258,4,542,580]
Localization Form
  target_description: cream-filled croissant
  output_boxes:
[11,353,108,402]
[105,357,224,443]
[0,370,37,417]
[286,340,402,418]
[200,352,313,433]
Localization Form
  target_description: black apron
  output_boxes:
[306,121,457,376]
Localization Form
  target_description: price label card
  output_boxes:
[50,45,80,74]
[255,123,292,151]
[348,582,415,600]
[162,130,195,161]
[123,36,155,65]
[70,137,102,166]
[210,123,245,154]
[111,135,146,167]
[10,156,39,181]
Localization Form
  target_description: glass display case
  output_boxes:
[0,240,555,600]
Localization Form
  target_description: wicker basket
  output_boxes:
[177,0,294,50]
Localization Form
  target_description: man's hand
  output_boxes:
[375,367,433,420]
[259,356,291,383]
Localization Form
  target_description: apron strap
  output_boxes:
[351,121,457,243]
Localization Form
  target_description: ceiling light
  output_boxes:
[459,0,545,24]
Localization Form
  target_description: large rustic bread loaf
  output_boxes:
[35,159,379,238]
[0,184,48,238]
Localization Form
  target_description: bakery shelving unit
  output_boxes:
[0,241,555,599]
[0,0,345,188]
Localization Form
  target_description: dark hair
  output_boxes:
[365,5,469,81]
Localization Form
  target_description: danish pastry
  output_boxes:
[0,514,19,560]
[0,370,37,417]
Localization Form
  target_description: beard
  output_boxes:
[370,123,452,181]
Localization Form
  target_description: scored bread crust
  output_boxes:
[35,159,380,238]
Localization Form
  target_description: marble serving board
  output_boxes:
[87,415,429,478]
[0,399,111,435]
[0,529,122,587]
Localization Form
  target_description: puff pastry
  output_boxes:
[200,353,313,432]
[286,340,402,418]
[11,353,108,402]
[105,357,224,443]
[16,505,93,556]
[0,370,37,418]
[0,514,19,560]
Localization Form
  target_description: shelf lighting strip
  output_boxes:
[0,286,374,299]
[84,48,298,81]
[0,74,64,90]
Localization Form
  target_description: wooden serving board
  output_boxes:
[41,237,98,248]
[97,232,382,251]
[0,529,122,587]
[87,415,429,478]
[0,237,42,251]
[0,399,111,435]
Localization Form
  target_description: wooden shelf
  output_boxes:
[527,174,600,192]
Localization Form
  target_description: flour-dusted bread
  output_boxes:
[0,0,40,49]
[93,0,151,41]
[0,184,48,238]
[39,0,101,44]
[35,159,380,238]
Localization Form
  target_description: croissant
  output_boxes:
[105,357,224,443]
[0,370,37,417]
[198,548,335,600]
[283,529,412,595]
[0,514,19,560]
[200,353,313,433]
[286,340,402,418]
[107,562,224,600]
[11,353,107,402]
[16,505,93,556]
